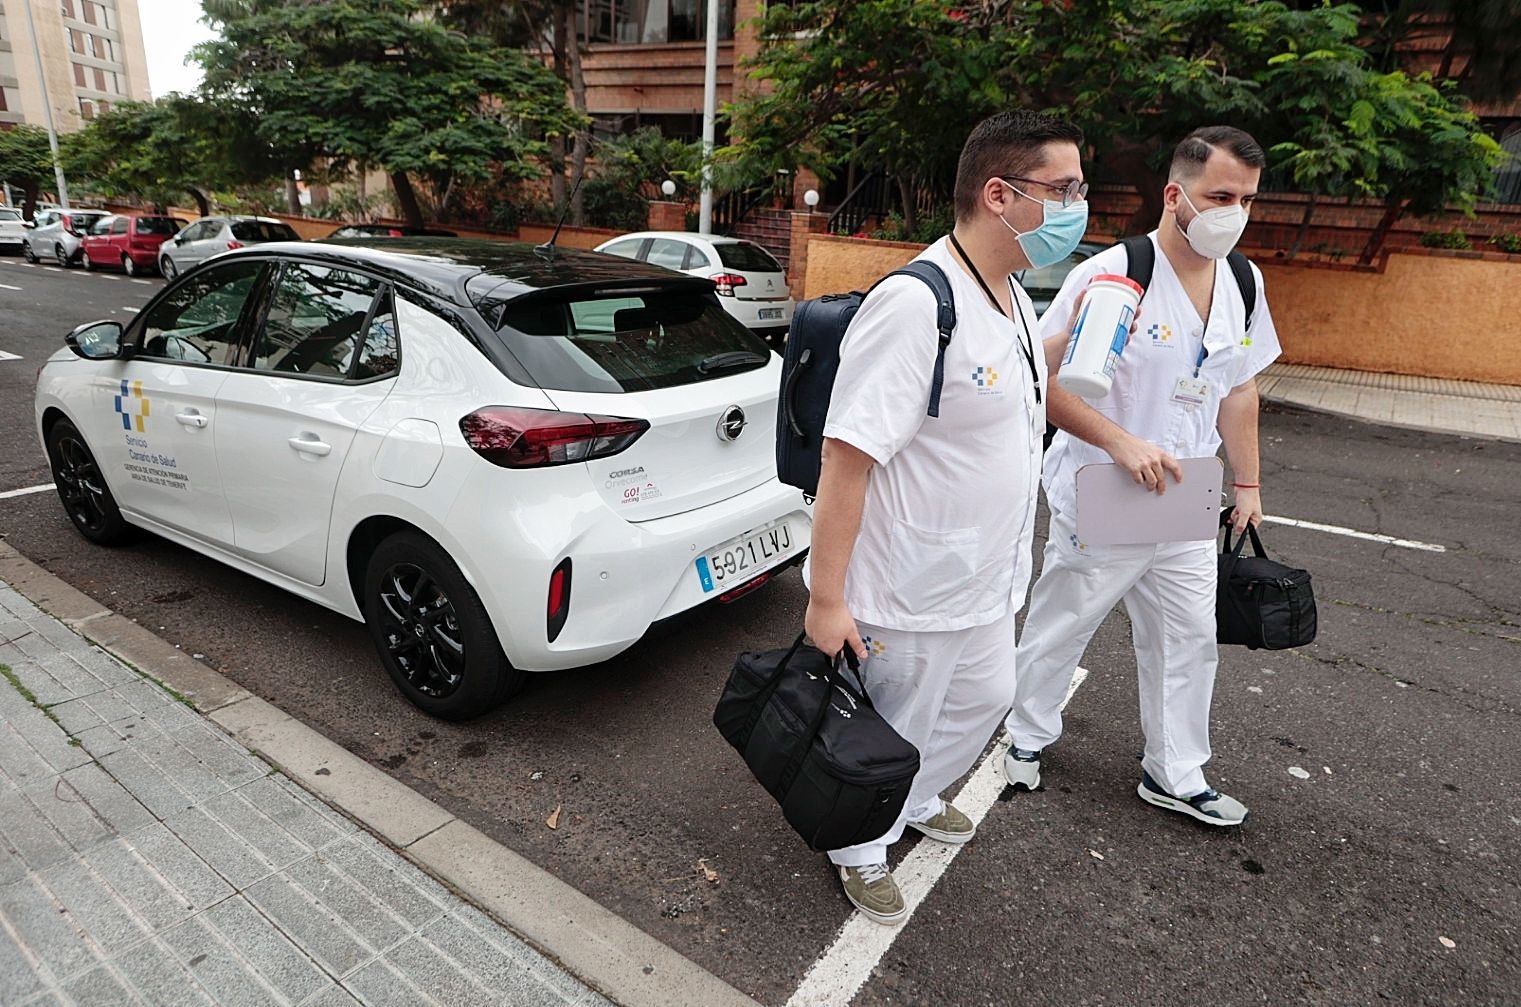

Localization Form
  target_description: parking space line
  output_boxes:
[0,483,54,500]
[1262,515,1445,553]
[0,282,19,290]
[130,279,152,285]
[786,667,1090,1007]
[0,351,21,362]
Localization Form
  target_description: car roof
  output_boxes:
[604,231,747,245]
[219,238,712,311]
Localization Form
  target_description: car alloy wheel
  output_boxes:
[122,254,137,276]
[376,562,467,699]
[45,420,132,544]
[82,248,95,271]
[160,255,177,278]
[23,240,38,263]
[55,244,71,268]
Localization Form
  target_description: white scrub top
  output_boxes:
[807,237,1047,633]
[1040,232,1282,518]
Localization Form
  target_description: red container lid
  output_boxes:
[1089,273,1145,297]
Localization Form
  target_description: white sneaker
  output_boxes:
[1002,747,1041,791]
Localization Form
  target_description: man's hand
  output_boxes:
[1106,431,1184,495]
[1231,487,1264,532]
[805,597,866,663]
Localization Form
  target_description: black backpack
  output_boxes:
[1042,237,1258,451]
[776,261,955,497]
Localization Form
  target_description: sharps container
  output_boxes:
[1057,273,1144,400]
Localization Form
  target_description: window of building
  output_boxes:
[93,66,106,91]
[81,0,95,25]
[98,99,109,114]
[78,98,95,120]
[61,0,76,19]
[581,0,734,44]
[73,63,87,87]
[68,28,84,54]
[0,89,7,113]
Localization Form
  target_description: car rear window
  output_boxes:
[714,241,783,273]
[68,213,105,229]
[136,217,179,235]
[231,220,299,242]
[498,287,770,393]
[0,208,19,222]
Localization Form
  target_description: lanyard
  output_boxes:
[1194,339,1209,378]
[948,233,1041,404]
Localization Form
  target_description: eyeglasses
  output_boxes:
[1000,175,1090,209]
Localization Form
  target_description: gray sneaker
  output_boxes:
[1137,771,1248,826]
[1002,746,1042,791]
[838,863,907,926]
[907,801,975,844]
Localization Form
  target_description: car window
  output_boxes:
[646,238,689,271]
[88,216,114,235]
[684,244,713,269]
[37,211,58,227]
[714,241,783,273]
[249,262,385,378]
[231,220,299,242]
[1018,249,1091,293]
[600,239,644,260]
[68,213,105,231]
[178,222,208,242]
[136,217,177,235]
[139,260,267,365]
[110,217,129,235]
[498,287,770,393]
[353,292,399,380]
[0,208,19,222]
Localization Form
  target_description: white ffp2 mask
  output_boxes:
[1178,188,1248,259]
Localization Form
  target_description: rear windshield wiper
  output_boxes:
[697,351,768,375]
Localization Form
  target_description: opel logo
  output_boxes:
[717,406,746,442]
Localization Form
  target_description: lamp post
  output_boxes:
[661,179,677,198]
[698,0,720,234]
[804,189,820,213]
[21,0,70,209]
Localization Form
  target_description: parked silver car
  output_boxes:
[158,216,301,278]
[22,208,109,267]
[0,206,26,253]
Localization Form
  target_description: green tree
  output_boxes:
[0,125,59,219]
[196,0,582,228]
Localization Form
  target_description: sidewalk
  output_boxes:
[1257,362,1521,442]
[0,579,612,1007]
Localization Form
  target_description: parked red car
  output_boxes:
[80,215,187,277]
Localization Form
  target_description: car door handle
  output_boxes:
[288,436,332,457]
[175,411,209,429]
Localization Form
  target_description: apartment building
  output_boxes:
[0,0,151,132]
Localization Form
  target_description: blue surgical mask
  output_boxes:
[999,181,1089,268]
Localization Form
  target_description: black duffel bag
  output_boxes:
[1218,509,1318,650]
[713,634,920,852]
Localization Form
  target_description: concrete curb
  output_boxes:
[0,540,760,1007]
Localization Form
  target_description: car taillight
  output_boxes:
[711,273,748,297]
[459,407,648,468]
[547,558,572,642]
[388,228,404,237]
[225,240,243,250]
[62,218,77,236]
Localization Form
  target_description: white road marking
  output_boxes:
[0,483,54,500]
[0,351,21,361]
[121,306,139,312]
[130,279,152,285]
[786,667,1091,1007]
[0,282,20,290]
[1261,515,1446,553]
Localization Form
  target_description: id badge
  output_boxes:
[1172,376,1209,410]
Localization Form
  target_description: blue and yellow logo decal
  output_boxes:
[973,366,999,389]
[114,380,150,432]
[1148,323,1175,346]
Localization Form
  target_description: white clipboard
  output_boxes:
[1075,456,1223,545]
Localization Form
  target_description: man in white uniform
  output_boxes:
[1002,126,1281,827]
[805,109,1088,924]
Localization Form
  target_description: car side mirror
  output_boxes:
[65,320,127,361]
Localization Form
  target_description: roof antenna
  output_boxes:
[535,171,585,259]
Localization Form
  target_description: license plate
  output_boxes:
[758,307,784,321]
[695,521,795,593]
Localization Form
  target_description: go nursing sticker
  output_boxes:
[605,465,662,505]
[113,380,189,492]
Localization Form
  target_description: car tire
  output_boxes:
[82,248,96,271]
[122,254,138,277]
[160,255,178,279]
[363,532,526,720]
[45,419,134,545]
[55,243,72,268]
[23,240,38,264]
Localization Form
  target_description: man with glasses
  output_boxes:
[1002,125,1281,827]
[805,109,1087,925]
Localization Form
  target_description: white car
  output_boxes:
[159,216,302,278]
[22,208,109,267]
[595,231,795,347]
[0,206,27,252]
[34,240,810,719]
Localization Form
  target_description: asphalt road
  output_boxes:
[2,256,1518,1006]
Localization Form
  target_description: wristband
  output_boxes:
[1232,482,1260,489]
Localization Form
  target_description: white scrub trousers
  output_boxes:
[828,613,1017,868]
[1005,508,1218,798]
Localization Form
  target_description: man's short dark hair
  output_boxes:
[953,110,1084,222]
[1169,126,1267,182]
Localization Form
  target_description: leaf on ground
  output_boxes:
[1088,849,1105,861]
[1438,936,1456,949]
[546,804,561,830]
[697,858,719,884]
